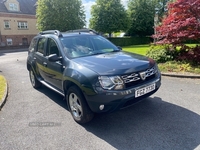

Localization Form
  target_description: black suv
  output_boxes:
[27,29,161,124]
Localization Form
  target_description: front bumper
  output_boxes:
[84,76,161,113]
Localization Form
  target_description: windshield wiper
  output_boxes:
[113,49,121,52]
[90,52,105,56]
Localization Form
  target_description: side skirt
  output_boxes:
[39,80,65,97]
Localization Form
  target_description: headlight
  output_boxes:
[98,76,124,90]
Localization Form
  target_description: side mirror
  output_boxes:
[117,46,122,50]
[48,54,62,62]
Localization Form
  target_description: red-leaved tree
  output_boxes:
[152,0,200,65]
[154,0,200,45]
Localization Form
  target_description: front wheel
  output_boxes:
[29,69,42,89]
[67,86,94,124]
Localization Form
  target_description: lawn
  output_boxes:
[0,75,6,102]
[122,44,199,56]
[122,44,200,74]
[122,44,150,56]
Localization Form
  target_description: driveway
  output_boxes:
[0,51,200,150]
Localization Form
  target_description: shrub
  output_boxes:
[147,44,200,65]
[108,37,152,46]
[176,45,200,65]
[158,61,200,73]
[146,45,176,63]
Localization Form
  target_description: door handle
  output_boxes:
[43,62,47,67]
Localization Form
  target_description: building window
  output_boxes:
[9,3,18,11]
[7,39,13,46]
[22,38,28,45]
[18,22,28,29]
[4,21,10,29]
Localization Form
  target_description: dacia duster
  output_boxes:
[27,29,161,124]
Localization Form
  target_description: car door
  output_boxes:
[44,38,64,90]
[34,37,47,80]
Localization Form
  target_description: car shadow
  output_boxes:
[36,85,68,110]
[36,87,200,149]
[82,97,200,150]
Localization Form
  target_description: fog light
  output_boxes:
[114,84,124,90]
[99,105,104,110]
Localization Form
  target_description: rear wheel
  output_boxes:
[67,86,94,124]
[29,69,42,89]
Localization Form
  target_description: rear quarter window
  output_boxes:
[29,38,37,52]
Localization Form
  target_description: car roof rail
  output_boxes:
[66,28,98,35]
[39,30,63,37]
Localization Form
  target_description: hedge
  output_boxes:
[107,37,153,46]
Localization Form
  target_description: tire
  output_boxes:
[67,86,94,124]
[29,69,42,89]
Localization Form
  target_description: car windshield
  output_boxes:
[60,35,119,58]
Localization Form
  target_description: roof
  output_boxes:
[0,0,37,15]
[38,29,99,37]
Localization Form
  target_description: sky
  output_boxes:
[82,0,129,27]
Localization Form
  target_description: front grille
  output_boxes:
[146,67,157,77]
[121,66,157,88]
[121,73,140,83]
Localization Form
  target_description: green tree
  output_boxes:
[127,0,157,36]
[155,0,171,18]
[36,0,85,31]
[89,0,129,37]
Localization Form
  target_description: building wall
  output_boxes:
[0,13,39,47]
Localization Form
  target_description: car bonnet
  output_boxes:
[72,51,155,75]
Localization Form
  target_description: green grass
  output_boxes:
[0,75,6,102]
[122,44,199,56]
[122,44,149,56]
[158,61,200,74]
[122,44,200,74]
[186,44,199,47]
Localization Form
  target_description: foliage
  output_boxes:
[146,44,200,65]
[153,0,200,45]
[153,0,200,65]
[89,0,129,36]
[158,61,200,74]
[154,0,173,20]
[176,45,200,65]
[122,44,200,74]
[36,0,85,31]
[127,0,157,36]
[108,37,152,46]
[146,45,177,63]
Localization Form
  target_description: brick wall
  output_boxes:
[0,34,35,47]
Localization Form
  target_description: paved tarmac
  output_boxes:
[0,50,200,149]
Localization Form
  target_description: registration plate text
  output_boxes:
[135,83,156,98]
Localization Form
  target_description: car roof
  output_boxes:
[37,29,98,38]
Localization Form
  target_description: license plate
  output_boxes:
[135,83,156,98]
